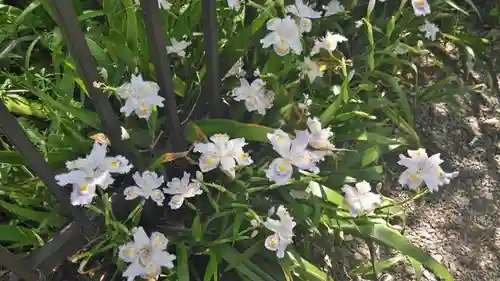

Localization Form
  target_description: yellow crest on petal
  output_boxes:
[79,184,88,192]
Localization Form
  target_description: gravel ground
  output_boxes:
[389,91,500,281]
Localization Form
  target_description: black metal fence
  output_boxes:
[0,0,220,279]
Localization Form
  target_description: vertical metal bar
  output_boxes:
[0,246,40,281]
[47,0,143,170]
[139,0,187,152]
[201,0,222,117]
[0,102,92,234]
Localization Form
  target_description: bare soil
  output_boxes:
[390,91,500,281]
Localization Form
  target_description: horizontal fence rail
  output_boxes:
[0,246,40,281]
[26,222,94,275]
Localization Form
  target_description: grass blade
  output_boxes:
[0,225,41,246]
[374,71,413,126]
[177,243,190,281]
[342,223,454,281]
[0,200,63,226]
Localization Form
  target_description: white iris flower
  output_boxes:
[166,38,191,58]
[264,205,296,258]
[194,134,253,178]
[116,74,164,120]
[299,57,324,83]
[261,16,303,56]
[411,0,431,16]
[163,172,203,209]
[285,0,322,33]
[306,117,335,159]
[124,171,165,206]
[231,78,274,115]
[419,20,439,41]
[398,149,458,192]
[266,129,319,185]
[342,181,381,216]
[55,142,132,206]
[119,226,176,281]
[311,31,348,55]
[226,0,242,10]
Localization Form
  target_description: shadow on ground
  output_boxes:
[389,90,500,281]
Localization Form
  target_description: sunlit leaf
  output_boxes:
[287,251,327,281]
[0,225,41,246]
[342,223,454,281]
[214,244,276,281]
[361,145,381,167]
[203,253,218,281]
[0,201,63,226]
[350,254,404,276]
[187,120,274,143]
[192,213,203,242]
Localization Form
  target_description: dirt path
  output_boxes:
[395,91,500,281]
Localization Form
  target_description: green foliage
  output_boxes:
[0,0,491,280]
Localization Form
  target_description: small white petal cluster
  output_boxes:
[119,227,176,281]
[331,84,341,95]
[232,78,275,115]
[394,44,409,55]
[398,149,458,192]
[285,0,322,33]
[411,0,431,16]
[55,142,132,206]
[121,126,130,140]
[98,67,108,80]
[166,38,191,58]
[124,171,165,206]
[250,219,260,238]
[306,117,336,159]
[342,181,381,216]
[299,57,324,83]
[253,68,261,77]
[224,58,247,79]
[134,0,171,10]
[158,0,171,10]
[116,74,165,119]
[264,205,296,258]
[323,0,345,16]
[194,134,253,178]
[261,16,303,56]
[266,129,320,185]
[411,0,438,40]
[311,31,348,55]
[163,172,203,209]
[297,93,312,115]
[419,20,439,41]
[226,0,242,10]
